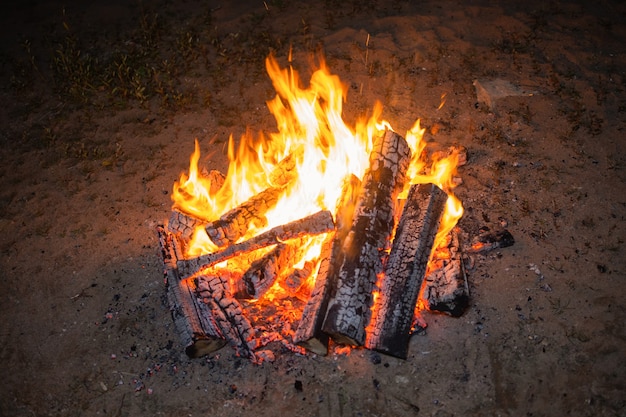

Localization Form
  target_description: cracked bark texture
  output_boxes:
[322,130,411,346]
[366,183,447,358]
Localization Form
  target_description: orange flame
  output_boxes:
[171,53,463,298]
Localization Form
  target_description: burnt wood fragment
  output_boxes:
[422,228,469,316]
[366,183,448,358]
[282,260,316,297]
[322,129,411,346]
[467,228,514,253]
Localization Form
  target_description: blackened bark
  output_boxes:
[366,183,447,359]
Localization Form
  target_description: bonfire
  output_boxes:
[158,53,468,362]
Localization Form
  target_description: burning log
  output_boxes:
[169,169,226,239]
[366,183,448,358]
[157,227,227,357]
[178,210,335,278]
[282,260,316,297]
[196,274,257,361]
[168,210,203,241]
[421,228,469,317]
[205,150,303,247]
[293,176,362,354]
[322,129,411,346]
[268,146,303,187]
[234,239,308,299]
[205,186,286,247]
[293,235,335,354]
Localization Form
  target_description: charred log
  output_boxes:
[366,183,447,358]
[268,146,303,187]
[293,175,363,354]
[205,151,302,247]
[179,210,335,278]
[196,274,257,361]
[168,210,204,241]
[322,129,411,346]
[421,228,469,317]
[157,227,227,358]
[233,239,307,299]
[169,170,225,240]
[293,235,335,355]
[205,186,285,247]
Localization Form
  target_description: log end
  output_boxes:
[185,337,228,358]
[427,294,470,317]
[372,342,409,360]
[296,335,329,356]
[322,305,366,347]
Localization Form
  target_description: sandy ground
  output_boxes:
[1,0,625,416]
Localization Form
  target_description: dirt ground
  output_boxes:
[1,0,625,416]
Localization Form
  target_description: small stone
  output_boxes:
[294,380,303,392]
[370,352,382,365]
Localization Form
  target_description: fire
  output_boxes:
[171,53,463,303]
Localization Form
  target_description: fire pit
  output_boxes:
[157,54,481,363]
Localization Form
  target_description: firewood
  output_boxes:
[281,260,316,297]
[178,210,335,278]
[157,227,227,357]
[170,169,225,229]
[366,183,448,358]
[421,228,469,317]
[268,145,303,187]
[322,129,411,346]
[235,238,311,299]
[205,186,286,247]
[168,210,204,241]
[293,234,335,355]
[293,175,362,354]
[234,242,287,299]
[196,274,257,361]
[205,150,302,247]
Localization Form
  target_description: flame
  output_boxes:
[171,53,464,319]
